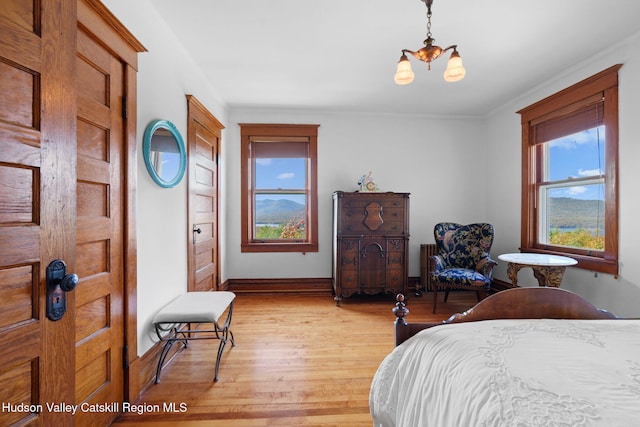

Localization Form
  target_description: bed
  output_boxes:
[370,287,640,427]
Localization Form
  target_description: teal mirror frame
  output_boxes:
[143,119,187,188]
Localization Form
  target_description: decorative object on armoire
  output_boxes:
[357,171,379,192]
[143,119,187,188]
[394,0,466,85]
[332,191,410,305]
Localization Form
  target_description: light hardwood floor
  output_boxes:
[112,291,478,426]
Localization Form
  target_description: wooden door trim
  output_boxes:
[78,0,146,403]
[122,62,142,402]
[186,95,224,291]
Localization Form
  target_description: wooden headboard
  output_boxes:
[393,287,617,346]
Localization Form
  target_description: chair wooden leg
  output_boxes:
[432,286,438,314]
[444,289,450,302]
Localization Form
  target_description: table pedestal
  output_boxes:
[499,253,577,288]
[506,263,568,287]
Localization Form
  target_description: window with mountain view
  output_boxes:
[539,126,605,251]
[240,124,319,253]
[518,65,620,275]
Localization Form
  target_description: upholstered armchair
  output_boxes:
[430,223,497,313]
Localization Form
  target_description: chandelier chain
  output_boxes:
[426,9,432,38]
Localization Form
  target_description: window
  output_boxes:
[518,65,620,275]
[240,124,319,253]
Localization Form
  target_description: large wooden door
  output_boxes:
[0,0,77,425]
[1,1,141,425]
[73,25,125,427]
[186,96,224,291]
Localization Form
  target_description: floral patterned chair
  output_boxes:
[430,222,497,313]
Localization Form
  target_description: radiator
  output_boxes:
[419,244,438,292]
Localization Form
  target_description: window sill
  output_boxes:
[241,242,318,253]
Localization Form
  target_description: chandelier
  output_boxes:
[394,0,466,84]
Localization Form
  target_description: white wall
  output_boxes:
[104,1,640,355]
[224,109,486,280]
[485,32,640,317]
[102,0,229,354]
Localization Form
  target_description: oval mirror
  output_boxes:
[143,119,187,188]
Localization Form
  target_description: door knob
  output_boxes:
[192,225,202,243]
[46,259,78,321]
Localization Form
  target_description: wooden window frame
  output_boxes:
[517,65,621,276]
[240,123,319,253]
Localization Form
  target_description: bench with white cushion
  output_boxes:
[152,291,235,382]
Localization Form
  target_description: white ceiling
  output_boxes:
[150,0,640,116]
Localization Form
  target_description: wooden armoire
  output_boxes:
[332,191,410,305]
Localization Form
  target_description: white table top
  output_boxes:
[498,253,578,267]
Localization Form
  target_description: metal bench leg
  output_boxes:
[213,302,235,381]
[155,339,174,384]
[154,325,188,384]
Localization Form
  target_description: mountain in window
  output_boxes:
[255,199,305,224]
[550,197,605,229]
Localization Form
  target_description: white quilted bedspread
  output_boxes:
[370,319,640,427]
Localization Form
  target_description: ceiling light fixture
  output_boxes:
[394,0,466,85]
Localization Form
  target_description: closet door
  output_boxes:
[187,96,224,291]
[73,24,126,427]
[0,0,77,425]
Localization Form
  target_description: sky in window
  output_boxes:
[255,157,305,201]
[548,126,605,201]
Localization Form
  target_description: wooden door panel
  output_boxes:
[1,0,37,32]
[77,119,109,160]
[195,192,215,211]
[193,131,217,291]
[74,27,124,426]
[187,97,223,292]
[0,62,37,127]
[196,163,215,186]
[0,167,35,223]
[1,0,77,425]
[0,127,40,168]
[0,301,40,367]
[2,2,140,424]
[77,181,109,217]
[0,360,36,426]
[0,265,36,328]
